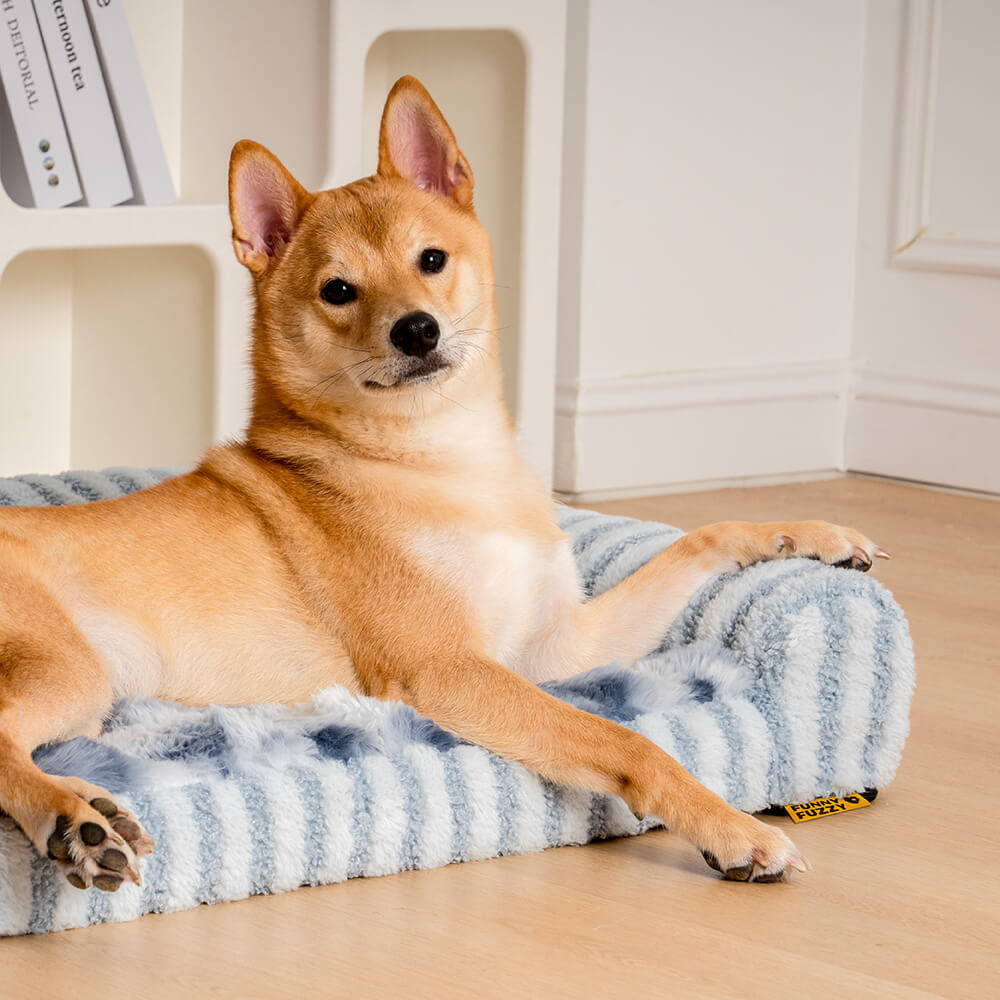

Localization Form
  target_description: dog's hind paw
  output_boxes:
[43,780,153,891]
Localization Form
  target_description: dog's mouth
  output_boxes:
[363,355,450,390]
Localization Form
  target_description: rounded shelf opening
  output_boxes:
[0,245,216,475]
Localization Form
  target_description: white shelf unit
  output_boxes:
[0,0,566,482]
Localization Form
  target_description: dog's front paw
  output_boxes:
[699,814,809,883]
[43,783,153,891]
[764,521,889,572]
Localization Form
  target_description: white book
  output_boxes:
[83,0,175,206]
[33,0,132,207]
[0,0,81,207]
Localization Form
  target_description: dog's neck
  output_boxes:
[244,338,514,484]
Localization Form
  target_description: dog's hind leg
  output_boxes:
[0,553,151,891]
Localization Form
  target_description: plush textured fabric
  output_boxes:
[0,470,915,935]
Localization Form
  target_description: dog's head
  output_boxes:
[229,76,501,427]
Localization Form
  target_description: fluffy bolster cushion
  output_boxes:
[0,469,915,936]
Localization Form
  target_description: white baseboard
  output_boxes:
[846,369,1000,495]
[553,362,1000,499]
[554,362,847,498]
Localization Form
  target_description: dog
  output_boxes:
[0,76,886,892]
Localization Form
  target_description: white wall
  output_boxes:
[557,0,868,496]
[565,0,867,378]
[556,0,1000,499]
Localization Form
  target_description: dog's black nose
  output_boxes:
[390,311,440,358]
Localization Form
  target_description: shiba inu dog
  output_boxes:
[0,76,886,893]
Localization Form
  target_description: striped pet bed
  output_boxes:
[0,470,915,936]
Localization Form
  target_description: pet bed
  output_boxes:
[0,469,914,935]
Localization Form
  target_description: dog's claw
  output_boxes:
[835,545,873,572]
[775,534,797,554]
[778,849,811,874]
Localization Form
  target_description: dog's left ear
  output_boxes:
[377,76,474,208]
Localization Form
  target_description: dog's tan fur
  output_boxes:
[0,77,885,891]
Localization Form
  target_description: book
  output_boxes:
[83,0,175,206]
[0,0,82,207]
[33,0,132,207]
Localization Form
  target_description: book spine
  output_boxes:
[83,0,175,206]
[0,0,81,207]
[32,0,131,207]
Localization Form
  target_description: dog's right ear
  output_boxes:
[229,140,314,277]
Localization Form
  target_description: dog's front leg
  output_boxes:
[365,650,807,882]
[553,519,885,676]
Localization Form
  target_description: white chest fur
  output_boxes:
[405,525,582,679]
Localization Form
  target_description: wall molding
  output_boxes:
[554,362,848,498]
[892,0,1000,276]
[554,362,1000,499]
[850,368,1000,418]
[847,367,1000,494]
[555,362,847,418]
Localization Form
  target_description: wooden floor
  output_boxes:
[2,476,998,999]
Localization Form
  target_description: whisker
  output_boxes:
[450,301,485,327]
[431,381,471,412]
[330,341,372,354]
[461,342,495,361]
[454,325,510,338]
[307,356,379,406]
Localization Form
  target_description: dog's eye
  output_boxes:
[320,279,357,305]
[420,249,448,274]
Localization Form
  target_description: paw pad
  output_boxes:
[90,797,119,819]
[46,815,72,861]
[80,821,106,846]
[99,848,128,872]
[43,791,154,892]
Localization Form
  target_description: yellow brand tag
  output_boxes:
[783,794,872,823]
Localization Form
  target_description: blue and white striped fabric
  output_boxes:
[0,470,915,936]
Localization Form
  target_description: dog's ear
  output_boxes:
[377,76,474,208]
[229,140,314,277]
